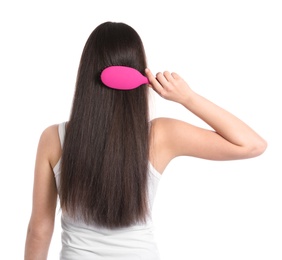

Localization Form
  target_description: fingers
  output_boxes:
[145,68,183,98]
[146,69,174,85]
[156,71,171,86]
[171,72,181,80]
[145,68,164,95]
[163,71,175,82]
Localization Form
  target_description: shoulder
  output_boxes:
[37,123,62,169]
[150,117,189,135]
[39,124,60,147]
[149,117,187,173]
[150,117,210,172]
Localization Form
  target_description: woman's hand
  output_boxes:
[145,68,193,105]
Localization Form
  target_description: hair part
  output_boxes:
[59,22,150,228]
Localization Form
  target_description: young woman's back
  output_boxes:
[52,122,161,259]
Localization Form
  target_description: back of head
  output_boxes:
[60,22,150,228]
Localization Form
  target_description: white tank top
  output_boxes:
[53,122,162,260]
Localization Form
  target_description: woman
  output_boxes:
[24,21,267,260]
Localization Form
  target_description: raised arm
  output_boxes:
[146,69,267,172]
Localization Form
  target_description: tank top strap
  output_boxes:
[148,120,152,132]
[58,122,67,148]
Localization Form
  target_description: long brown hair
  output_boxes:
[59,22,150,228]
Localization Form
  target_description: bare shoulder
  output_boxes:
[150,117,193,140]
[150,117,220,172]
[37,124,62,169]
[150,117,186,130]
[149,117,187,173]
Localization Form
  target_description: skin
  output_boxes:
[24,124,61,260]
[24,69,267,259]
[146,69,267,173]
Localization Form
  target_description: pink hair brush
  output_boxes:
[100,66,149,90]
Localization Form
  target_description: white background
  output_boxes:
[1,1,281,259]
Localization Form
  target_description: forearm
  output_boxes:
[182,91,266,150]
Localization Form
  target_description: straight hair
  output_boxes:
[59,22,150,228]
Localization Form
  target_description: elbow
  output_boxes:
[248,138,268,158]
[26,221,54,242]
[25,223,54,260]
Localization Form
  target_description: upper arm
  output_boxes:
[28,125,60,236]
[150,117,251,172]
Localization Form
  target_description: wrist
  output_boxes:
[180,89,197,108]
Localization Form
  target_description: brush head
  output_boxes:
[100,66,149,90]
